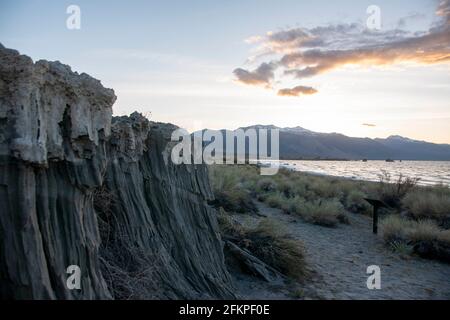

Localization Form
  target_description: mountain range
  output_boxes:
[198,125,450,161]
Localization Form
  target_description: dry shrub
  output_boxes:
[217,208,246,240]
[93,185,117,244]
[99,240,161,300]
[377,170,420,208]
[264,192,286,208]
[255,178,278,193]
[380,215,411,244]
[214,188,257,214]
[402,189,450,221]
[209,165,258,213]
[381,215,450,246]
[408,220,446,243]
[294,198,347,227]
[218,211,306,280]
[439,230,450,243]
[381,215,450,263]
[309,177,343,199]
[94,185,162,299]
[243,219,306,280]
[345,190,372,214]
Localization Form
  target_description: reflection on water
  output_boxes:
[278,160,450,186]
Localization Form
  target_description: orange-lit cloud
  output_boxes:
[278,85,318,97]
[234,0,450,94]
[281,29,450,79]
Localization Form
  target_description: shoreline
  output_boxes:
[255,160,450,187]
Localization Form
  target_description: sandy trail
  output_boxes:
[235,202,450,300]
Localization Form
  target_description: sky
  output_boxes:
[1,0,449,143]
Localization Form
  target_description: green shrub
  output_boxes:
[288,288,305,299]
[388,240,413,255]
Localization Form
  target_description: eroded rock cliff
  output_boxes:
[0,44,234,299]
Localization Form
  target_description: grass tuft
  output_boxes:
[218,211,306,281]
[402,189,450,222]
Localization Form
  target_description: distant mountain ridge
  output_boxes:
[198,125,450,161]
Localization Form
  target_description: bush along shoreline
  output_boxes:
[209,164,450,263]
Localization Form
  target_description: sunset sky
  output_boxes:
[1,0,449,143]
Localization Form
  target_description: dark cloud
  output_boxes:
[277,85,318,96]
[362,123,377,127]
[234,0,450,94]
[233,62,276,87]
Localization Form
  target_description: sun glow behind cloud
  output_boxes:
[233,0,450,98]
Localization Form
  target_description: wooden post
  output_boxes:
[364,198,388,235]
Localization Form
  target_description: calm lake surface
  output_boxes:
[277,160,450,186]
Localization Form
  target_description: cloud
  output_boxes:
[397,12,426,29]
[362,123,377,127]
[232,62,276,87]
[278,85,318,96]
[234,0,450,94]
[280,27,450,79]
[437,0,450,20]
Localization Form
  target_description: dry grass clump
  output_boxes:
[308,177,344,199]
[258,191,347,227]
[255,178,278,193]
[380,215,450,248]
[381,203,450,263]
[408,220,444,243]
[209,165,258,213]
[295,198,348,227]
[264,192,286,208]
[217,208,246,239]
[380,215,412,244]
[218,211,306,280]
[243,219,306,280]
[344,190,372,215]
[402,188,450,222]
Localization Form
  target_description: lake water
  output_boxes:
[276,160,450,186]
